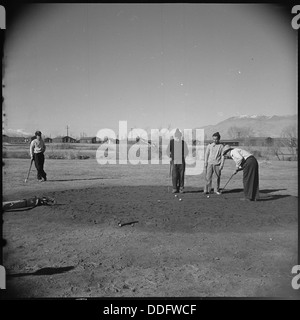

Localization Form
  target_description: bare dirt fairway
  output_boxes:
[2,158,299,298]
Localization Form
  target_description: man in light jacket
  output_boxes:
[204,132,224,195]
[223,145,259,201]
[30,130,47,182]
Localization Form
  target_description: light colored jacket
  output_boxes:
[230,148,253,169]
[30,139,46,158]
[204,143,224,166]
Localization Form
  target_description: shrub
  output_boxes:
[251,150,262,158]
[2,151,31,159]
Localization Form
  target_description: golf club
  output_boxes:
[222,173,235,192]
[24,159,34,183]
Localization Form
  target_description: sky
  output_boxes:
[3,3,298,138]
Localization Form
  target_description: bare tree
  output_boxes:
[227,126,254,145]
[280,125,298,159]
[228,126,252,139]
[272,139,285,161]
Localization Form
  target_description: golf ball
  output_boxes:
[175,195,178,197]
[179,198,182,201]
[157,200,160,202]
[207,196,210,198]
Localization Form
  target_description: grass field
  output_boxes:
[2,142,296,161]
[2,156,299,298]
[2,157,298,199]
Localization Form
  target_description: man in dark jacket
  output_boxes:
[166,128,189,193]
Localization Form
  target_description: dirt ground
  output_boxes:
[1,158,299,298]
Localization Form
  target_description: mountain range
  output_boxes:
[198,114,297,139]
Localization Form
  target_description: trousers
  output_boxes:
[172,163,185,190]
[243,156,259,200]
[34,153,47,180]
[205,164,221,193]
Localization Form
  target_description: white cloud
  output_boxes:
[6,128,33,136]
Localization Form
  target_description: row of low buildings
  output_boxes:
[2,135,149,145]
[2,134,297,148]
[3,135,82,144]
[2,135,125,144]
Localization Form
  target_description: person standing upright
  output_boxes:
[167,128,189,193]
[204,132,224,195]
[30,130,47,182]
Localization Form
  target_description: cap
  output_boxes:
[223,144,233,156]
[174,128,182,138]
[35,131,42,136]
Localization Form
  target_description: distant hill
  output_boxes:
[197,115,297,139]
[3,129,33,138]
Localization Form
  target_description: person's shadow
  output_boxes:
[222,188,287,194]
[49,177,107,182]
[222,188,293,201]
[183,188,204,194]
[7,266,75,278]
[256,194,292,201]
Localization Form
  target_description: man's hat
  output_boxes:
[174,128,182,137]
[35,131,42,136]
[223,144,233,156]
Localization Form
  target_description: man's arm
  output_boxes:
[29,141,35,159]
[231,149,244,173]
[166,140,173,161]
[166,142,171,158]
[220,145,225,169]
[220,155,225,170]
[42,140,46,153]
[204,144,210,167]
[183,141,189,158]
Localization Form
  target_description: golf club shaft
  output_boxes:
[25,159,34,181]
[222,173,234,191]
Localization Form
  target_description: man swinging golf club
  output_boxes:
[29,130,47,182]
[222,145,259,201]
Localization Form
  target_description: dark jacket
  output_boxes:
[167,139,189,163]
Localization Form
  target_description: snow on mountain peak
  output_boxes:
[235,114,267,119]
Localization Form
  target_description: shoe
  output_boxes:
[179,189,184,193]
[172,189,178,194]
[215,191,222,195]
[38,179,43,182]
[240,198,252,201]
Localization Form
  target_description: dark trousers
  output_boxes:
[243,156,259,200]
[172,163,185,190]
[34,153,47,180]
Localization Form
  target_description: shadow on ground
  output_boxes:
[221,188,291,201]
[183,188,204,194]
[257,194,291,201]
[49,178,108,182]
[7,266,75,278]
[222,188,287,194]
